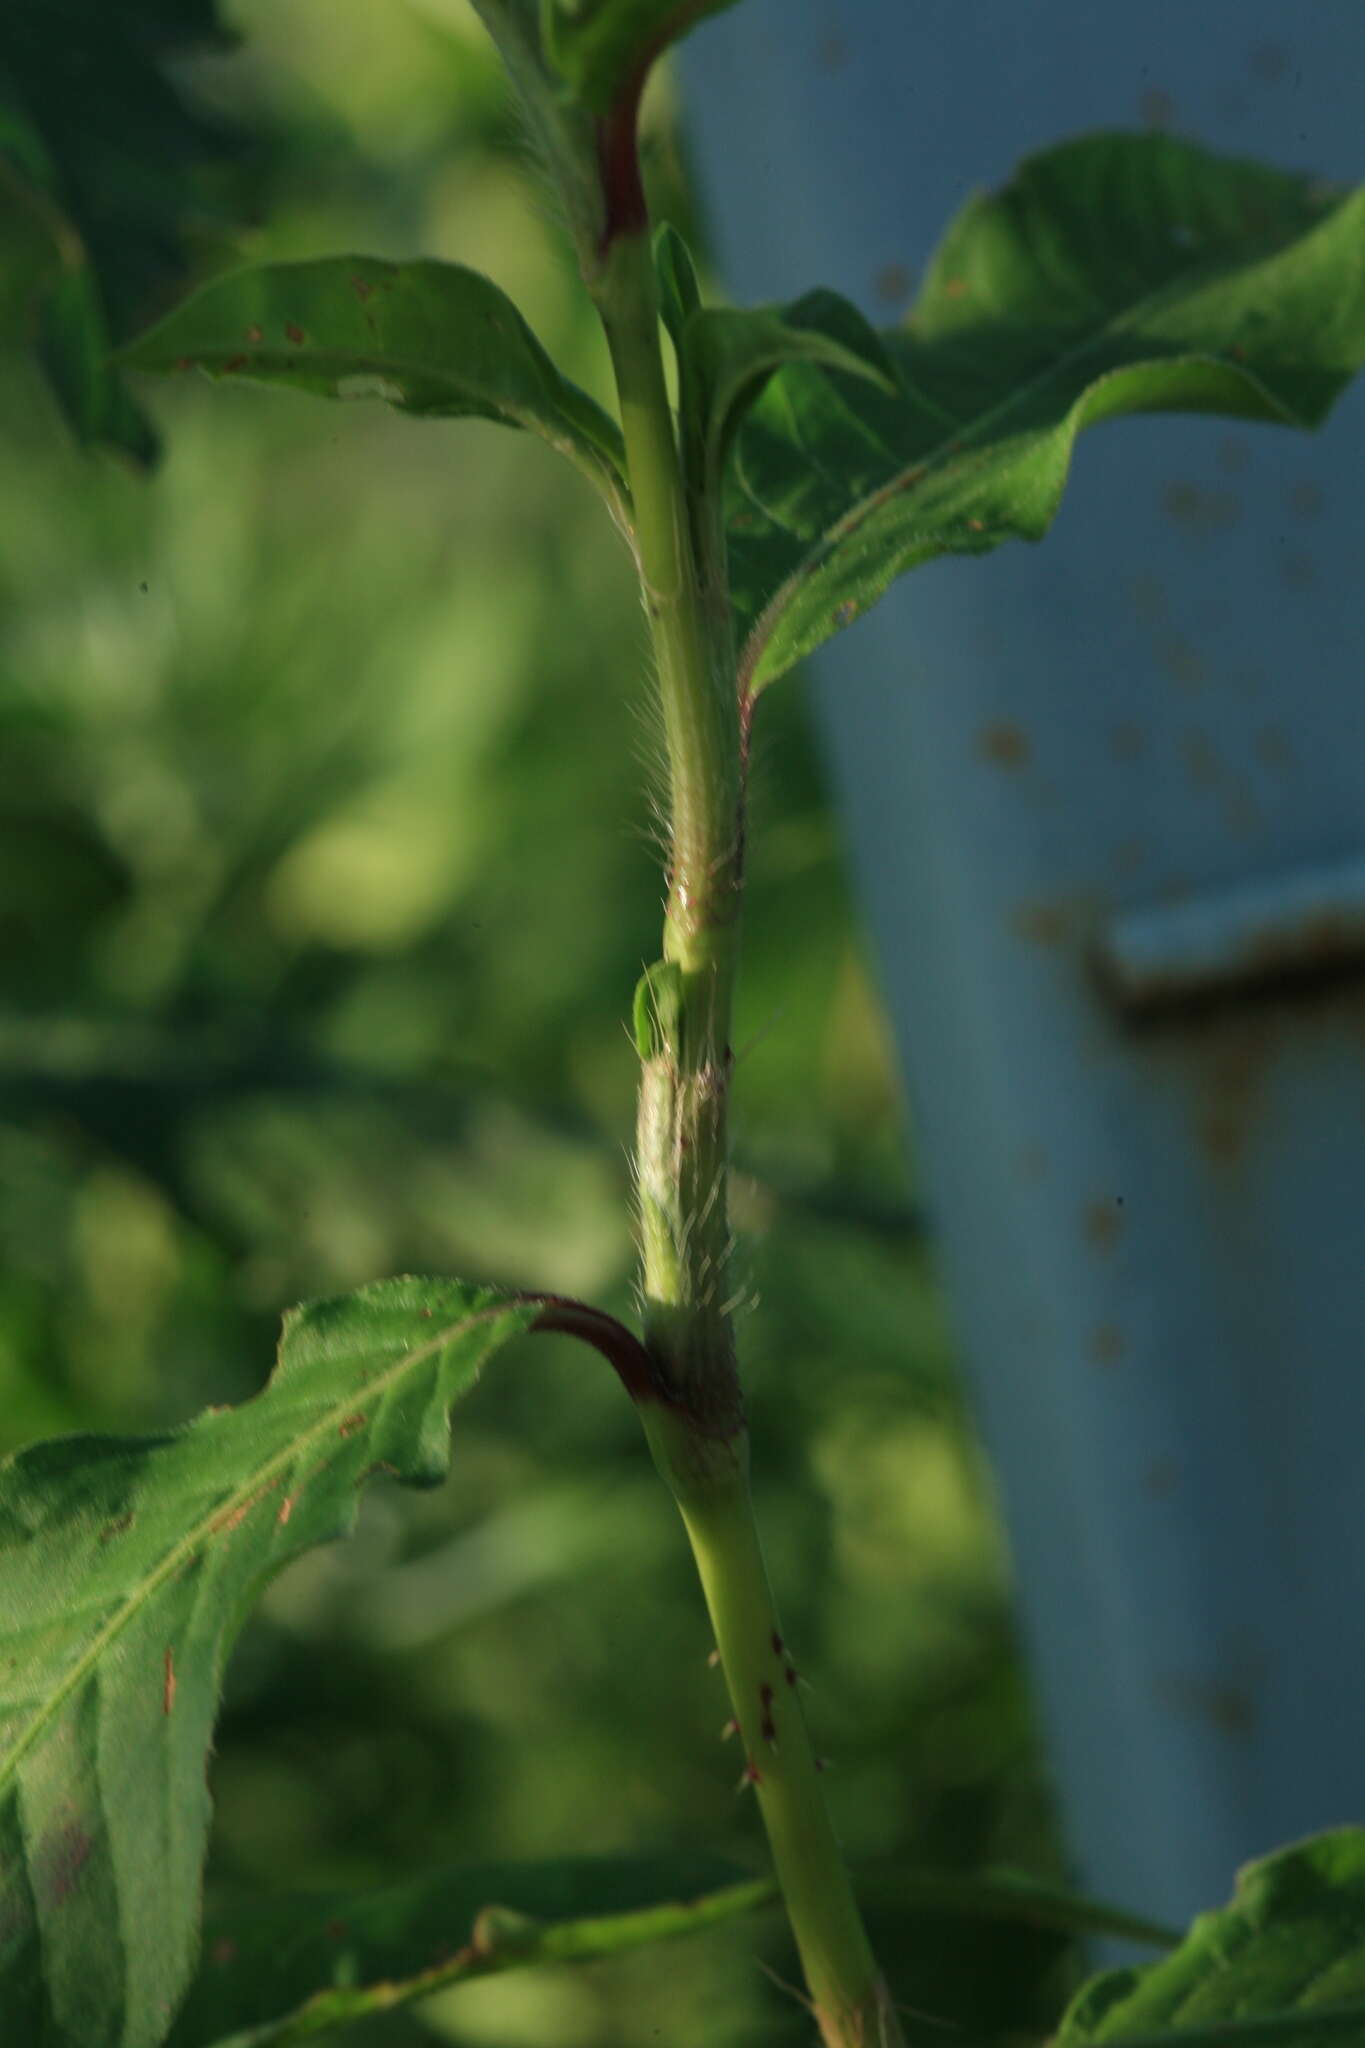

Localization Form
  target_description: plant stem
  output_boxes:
[589,189,906,2048]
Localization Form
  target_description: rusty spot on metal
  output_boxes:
[1156,634,1211,689]
[1158,1672,1256,1737]
[1015,1142,1047,1183]
[1088,1322,1126,1367]
[978,721,1030,770]
[1248,40,1291,83]
[873,261,912,306]
[1011,901,1072,947]
[1144,1457,1180,1498]
[1161,482,1240,538]
[1253,726,1296,775]
[1083,1197,1124,1251]
[1112,837,1149,878]
[1182,728,1222,790]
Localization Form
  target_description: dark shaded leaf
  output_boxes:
[171,1852,767,2047]
[0,0,244,461]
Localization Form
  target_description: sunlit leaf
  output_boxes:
[170,1852,768,2047]
[1054,1829,1365,2045]
[541,0,745,112]
[728,133,1365,696]
[0,1277,539,2048]
[120,257,630,515]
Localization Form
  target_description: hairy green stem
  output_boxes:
[590,195,905,2048]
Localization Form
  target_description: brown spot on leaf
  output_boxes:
[99,1512,134,1544]
[277,1495,294,1526]
[40,1822,92,1906]
[966,516,985,533]
[163,1646,176,1715]
[339,1413,366,1438]
[327,1918,348,1941]
[943,276,968,299]
[284,322,305,345]
[211,1936,237,1966]
[174,356,193,371]
[222,355,248,373]
[350,275,375,303]
[245,325,263,343]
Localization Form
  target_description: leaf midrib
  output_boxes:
[0,1303,517,1794]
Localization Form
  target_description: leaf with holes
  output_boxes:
[1054,1829,1365,2044]
[0,1277,539,2048]
[119,257,630,520]
[541,0,745,112]
[727,132,1365,697]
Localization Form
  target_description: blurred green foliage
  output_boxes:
[0,3,1070,2041]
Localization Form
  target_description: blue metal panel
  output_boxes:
[683,2,1365,1929]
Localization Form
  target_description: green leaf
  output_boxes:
[654,219,701,348]
[119,256,630,515]
[0,0,244,462]
[541,0,745,113]
[727,133,1365,697]
[0,1277,539,2048]
[1054,1829,1365,2045]
[168,1852,769,2047]
[679,288,896,504]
